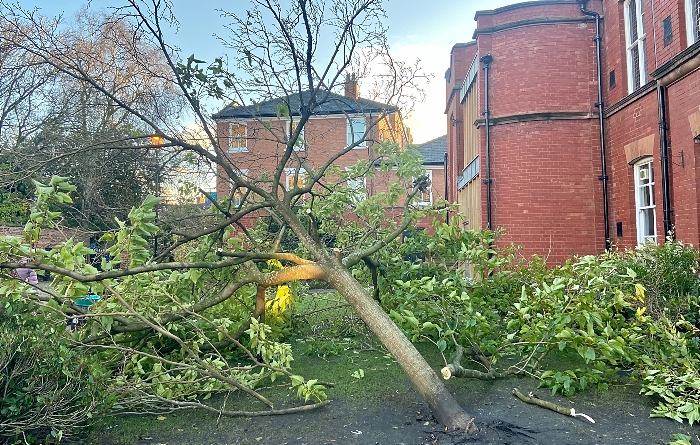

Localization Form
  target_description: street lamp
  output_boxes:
[150,134,164,257]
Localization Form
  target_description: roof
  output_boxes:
[415,135,447,165]
[213,89,399,119]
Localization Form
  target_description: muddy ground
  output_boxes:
[84,374,699,445]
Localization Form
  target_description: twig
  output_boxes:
[512,388,595,423]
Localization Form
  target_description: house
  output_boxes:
[212,80,411,226]
[446,0,700,264]
[413,135,448,227]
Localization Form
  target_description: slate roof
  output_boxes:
[213,89,399,119]
[415,135,447,165]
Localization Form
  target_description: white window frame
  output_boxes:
[228,122,248,153]
[284,168,308,190]
[347,117,366,148]
[624,0,648,93]
[686,0,700,46]
[634,158,657,245]
[413,170,433,207]
[345,167,367,205]
[288,120,306,151]
[231,169,249,207]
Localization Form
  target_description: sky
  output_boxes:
[21,0,516,144]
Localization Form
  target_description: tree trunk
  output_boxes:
[325,265,476,432]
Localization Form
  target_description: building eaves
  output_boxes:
[651,40,700,84]
[472,16,594,39]
[212,89,398,120]
[474,0,582,20]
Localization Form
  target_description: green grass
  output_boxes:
[80,290,441,444]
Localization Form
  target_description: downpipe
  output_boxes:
[580,0,611,251]
[657,83,673,238]
[480,54,493,230]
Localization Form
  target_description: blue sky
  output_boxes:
[22,0,515,143]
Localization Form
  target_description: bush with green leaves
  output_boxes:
[613,239,700,325]
[0,289,113,443]
[376,223,700,425]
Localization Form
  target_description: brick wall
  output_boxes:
[664,70,700,243]
[216,113,402,198]
[487,120,603,262]
[471,3,604,264]
[444,0,700,264]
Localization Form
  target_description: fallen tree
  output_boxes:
[0,0,476,433]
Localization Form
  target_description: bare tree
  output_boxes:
[0,0,475,431]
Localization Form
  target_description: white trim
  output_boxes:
[624,0,647,93]
[287,120,307,151]
[228,122,248,153]
[686,0,700,46]
[347,117,367,148]
[345,167,367,205]
[284,168,308,190]
[231,168,249,207]
[413,170,433,207]
[634,158,657,245]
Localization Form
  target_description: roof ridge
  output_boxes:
[415,134,447,147]
[213,89,398,119]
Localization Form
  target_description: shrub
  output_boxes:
[0,298,113,443]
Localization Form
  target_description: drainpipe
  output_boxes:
[480,54,493,230]
[657,83,673,238]
[444,151,449,224]
[580,1,611,251]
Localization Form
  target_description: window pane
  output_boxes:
[635,159,657,245]
[347,118,366,146]
[640,186,651,206]
[290,122,306,149]
[230,124,246,149]
[638,163,650,184]
[626,0,646,92]
[695,0,700,41]
[641,208,655,237]
[347,178,366,204]
[629,0,638,41]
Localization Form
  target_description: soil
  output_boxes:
[83,374,700,445]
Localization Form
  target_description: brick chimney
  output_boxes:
[344,73,359,99]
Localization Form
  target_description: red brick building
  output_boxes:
[213,83,411,226]
[446,0,700,264]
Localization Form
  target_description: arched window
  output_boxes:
[634,158,657,245]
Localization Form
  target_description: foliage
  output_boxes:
[0,190,30,225]
[614,239,700,325]
[378,223,700,424]
[0,0,471,432]
[0,285,113,443]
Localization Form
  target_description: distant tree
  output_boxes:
[0,0,475,433]
[0,9,185,229]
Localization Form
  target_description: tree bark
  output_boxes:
[325,265,476,432]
